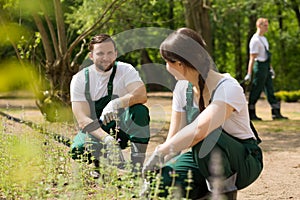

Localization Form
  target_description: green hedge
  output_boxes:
[275,90,300,102]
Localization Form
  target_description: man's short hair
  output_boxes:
[88,34,116,51]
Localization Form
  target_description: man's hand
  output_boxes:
[142,146,164,175]
[103,135,125,167]
[270,67,275,79]
[101,99,121,125]
[244,73,251,82]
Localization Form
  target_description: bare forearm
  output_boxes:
[166,110,186,141]
[247,60,254,74]
[72,102,109,141]
[117,83,147,108]
[117,93,147,108]
[247,54,257,74]
[158,102,233,156]
[160,122,204,155]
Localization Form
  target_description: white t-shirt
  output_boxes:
[70,61,142,102]
[249,33,269,62]
[172,74,256,140]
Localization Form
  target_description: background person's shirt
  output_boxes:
[249,33,269,62]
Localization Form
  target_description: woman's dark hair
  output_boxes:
[88,34,116,51]
[160,28,217,112]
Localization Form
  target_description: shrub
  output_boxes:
[275,90,300,102]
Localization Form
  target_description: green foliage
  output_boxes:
[0,117,159,199]
[211,0,300,89]
[1,0,300,95]
[0,22,31,46]
[0,60,38,92]
[275,90,300,102]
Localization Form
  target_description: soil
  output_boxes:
[1,92,299,200]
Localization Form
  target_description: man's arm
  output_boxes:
[247,54,257,75]
[100,81,147,125]
[245,53,257,81]
[72,101,108,140]
[117,81,147,108]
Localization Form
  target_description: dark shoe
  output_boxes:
[272,109,288,120]
[249,109,262,120]
[250,115,262,121]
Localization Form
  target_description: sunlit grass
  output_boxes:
[1,89,299,199]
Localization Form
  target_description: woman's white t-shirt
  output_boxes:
[70,61,142,102]
[172,74,256,140]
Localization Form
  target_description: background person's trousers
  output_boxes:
[249,61,278,107]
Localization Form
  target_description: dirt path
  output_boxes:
[1,93,300,199]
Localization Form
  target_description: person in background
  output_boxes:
[70,34,150,177]
[142,28,263,199]
[244,18,288,120]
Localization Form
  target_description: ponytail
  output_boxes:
[198,74,206,113]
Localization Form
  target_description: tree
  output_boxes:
[183,0,213,54]
[1,0,126,121]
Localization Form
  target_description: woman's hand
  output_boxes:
[142,146,165,174]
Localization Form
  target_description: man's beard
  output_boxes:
[96,62,114,72]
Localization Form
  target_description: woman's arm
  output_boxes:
[158,101,235,155]
[166,110,187,141]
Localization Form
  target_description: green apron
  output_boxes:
[70,62,150,161]
[161,81,263,199]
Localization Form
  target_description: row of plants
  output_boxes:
[275,90,300,102]
[0,114,198,199]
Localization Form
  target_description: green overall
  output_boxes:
[160,81,263,199]
[71,62,150,164]
[249,47,279,109]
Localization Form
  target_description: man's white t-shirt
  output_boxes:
[172,74,256,140]
[70,61,142,103]
[249,33,269,62]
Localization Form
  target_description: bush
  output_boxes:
[275,90,300,102]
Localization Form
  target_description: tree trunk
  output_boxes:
[32,0,126,122]
[140,49,175,91]
[169,0,175,30]
[290,0,300,28]
[234,18,243,81]
[247,4,257,65]
[183,0,213,55]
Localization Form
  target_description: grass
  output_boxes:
[0,99,299,199]
[0,110,148,199]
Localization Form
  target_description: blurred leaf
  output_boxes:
[0,23,30,45]
[0,60,38,92]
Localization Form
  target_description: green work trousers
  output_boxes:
[71,104,150,161]
[249,60,278,107]
[160,129,263,199]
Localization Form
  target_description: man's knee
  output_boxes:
[129,104,150,126]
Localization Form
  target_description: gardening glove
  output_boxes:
[139,179,150,197]
[101,99,121,125]
[142,146,164,175]
[103,135,125,168]
[244,73,251,82]
[164,151,181,163]
[270,67,275,79]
